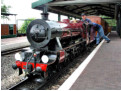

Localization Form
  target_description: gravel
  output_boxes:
[1,54,25,90]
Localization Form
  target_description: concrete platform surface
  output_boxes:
[1,37,30,52]
[70,31,121,90]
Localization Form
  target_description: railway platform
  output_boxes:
[59,31,121,90]
[1,36,30,52]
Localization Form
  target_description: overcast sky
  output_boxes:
[2,0,68,24]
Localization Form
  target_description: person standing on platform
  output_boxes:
[93,22,111,44]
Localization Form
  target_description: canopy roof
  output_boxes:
[32,0,121,19]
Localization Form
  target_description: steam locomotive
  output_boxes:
[12,18,96,79]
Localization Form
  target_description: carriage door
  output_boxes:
[9,24,14,35]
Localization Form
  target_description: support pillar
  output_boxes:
[58,13,61,22]
[119,4,121,38]
[116,3,121,38]
[119,14,121,38]
[68,16,70,19]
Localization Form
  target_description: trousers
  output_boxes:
[96,26,110,44]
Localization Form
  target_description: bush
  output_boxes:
[100,15,116,27]
[18,18,35,34]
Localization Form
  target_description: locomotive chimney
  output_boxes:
[41,4,49,20]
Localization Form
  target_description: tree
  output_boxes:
[100,15,116,27]
[18,18,35,34]
[1,0,11,20]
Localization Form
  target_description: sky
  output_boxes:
[1,0,68,24]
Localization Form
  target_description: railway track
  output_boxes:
[9,77,29,90]
[9,75,46,90]
[1,47,29,56]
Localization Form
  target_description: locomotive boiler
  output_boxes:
[12,18,95,78]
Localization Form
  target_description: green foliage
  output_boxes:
[105,19,116,27]
[100,15,116,27]
[1,1,11,20]
[69,17,73,20]
[1,5,11,13]
[18,18,35,34]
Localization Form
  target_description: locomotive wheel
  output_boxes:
[41,66,54,80]
[70,54,74,60]
[63,58,69,67]
[26,73,34,78]
[56,64,62,72]
[41,71,48,79]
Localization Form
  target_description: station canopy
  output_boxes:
[32,0,121,19]
[1,12,17,16]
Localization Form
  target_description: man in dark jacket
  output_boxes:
[81,13,94,43]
